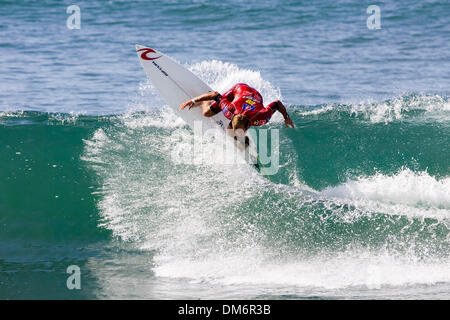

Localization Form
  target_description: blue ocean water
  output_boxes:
[1,0,449,299]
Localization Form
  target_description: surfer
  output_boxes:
[180,83,295,133]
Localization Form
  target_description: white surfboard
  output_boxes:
[135,44,258,166]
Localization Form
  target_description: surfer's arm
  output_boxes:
[274,100,295,128]
[180,91,220,110]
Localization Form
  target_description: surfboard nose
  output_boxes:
[136,44,144,51]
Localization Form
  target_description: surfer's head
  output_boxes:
[231,114,250,135]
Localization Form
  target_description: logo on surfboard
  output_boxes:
[137,48,162,61]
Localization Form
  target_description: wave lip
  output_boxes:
[297,94,450,123]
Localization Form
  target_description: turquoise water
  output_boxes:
[1,0,449,299]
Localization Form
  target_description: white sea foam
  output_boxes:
[321,168,450,211]
[121,106,185,129]
[154,249,450,291]
[188,60,282,103]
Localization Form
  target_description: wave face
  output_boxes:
[1,0,450,298]
[81,90,450,299]
[3,60,448,299]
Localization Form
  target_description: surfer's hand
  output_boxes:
[284,117,295,128]
[180,100,194,110]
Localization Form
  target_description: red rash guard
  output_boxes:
[211,83,279,126]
